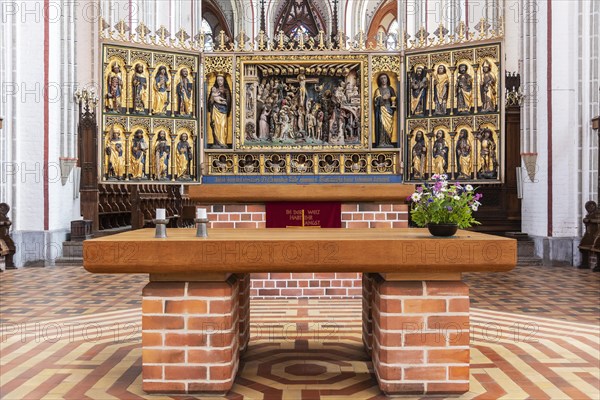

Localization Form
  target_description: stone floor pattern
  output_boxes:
[1,265,599,399]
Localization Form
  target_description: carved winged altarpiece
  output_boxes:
[99,21,503,184]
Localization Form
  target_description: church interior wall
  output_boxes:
[578,0,600,234]
[520,0,549,240]
[503,0,520,72]
[550,0,580,239]
[1,0,598,267]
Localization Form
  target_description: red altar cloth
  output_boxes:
[265,202,342,228]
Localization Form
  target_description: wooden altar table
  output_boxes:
[83,228,516,395]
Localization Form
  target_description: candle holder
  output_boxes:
[153,218,169,238]
[195,218,209,237]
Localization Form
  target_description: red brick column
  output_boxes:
[141,276,240,394]
[370,275,470,395]
[362,273,374,356]
[238,273,250,354]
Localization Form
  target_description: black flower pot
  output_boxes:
[427,223,458,237]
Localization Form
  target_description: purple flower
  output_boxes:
[416,186,423,193]
[427,198,434,203]
[446,206,453,211]
[474,193,483,201]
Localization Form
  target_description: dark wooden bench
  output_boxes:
[0,203,15,269]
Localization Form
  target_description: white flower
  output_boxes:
[411,193,422,202]
[441,174,448,180]
[436,193,444,199]
[441,187,448,192]
[465,184,474,191]
[453,195,460,200]
[471,205,479,211]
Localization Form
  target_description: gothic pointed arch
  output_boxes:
[273,0,327,37]
[202,0,233,39]
[366,0,397,47]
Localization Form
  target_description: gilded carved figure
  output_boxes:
[176,68,193,116]
[373,73,396,148]
[432,129,449,175]
[433,65,449,115]
[409,66,428,116]
[131,63,148,114]
[411,130,427,179]
[130,129,147,179]
[478,128,498,178]
[105,63,123,112]
[456,129,473,178]
[480,61,497,112]
[455,64,473,113]
[208,74,232,148]
[105,129,125,179]
[154,130,170,180]
[176,133,193,178]
[153,66,170,115]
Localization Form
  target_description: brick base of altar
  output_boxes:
[195,202,409,298]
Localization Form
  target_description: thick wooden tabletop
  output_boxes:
[187,184,415,202]
[83,228,517,274]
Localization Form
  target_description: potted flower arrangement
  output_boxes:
[408,174,482,236]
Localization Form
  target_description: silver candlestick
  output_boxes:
[195,218,209,237]
[153,219,169,238]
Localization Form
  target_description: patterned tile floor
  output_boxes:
[1,264,599,399]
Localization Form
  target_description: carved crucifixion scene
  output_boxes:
[239,59,364,148]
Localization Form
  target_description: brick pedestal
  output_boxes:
[238,273,250,353]
[368,275,470,395]
[141,275,241,394]
[362,273,375,356]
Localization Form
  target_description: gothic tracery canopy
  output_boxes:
[274,0,326,37]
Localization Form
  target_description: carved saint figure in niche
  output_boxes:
[176,133,193,178]
[131,63,147,114]
[154,130,170,180]
[480,61,497,112]
[478,128,498,178]
[246,84,253,112]
[411,130,427,179]
[409,66,428,116]
[176,68,193,116]
[130,129,147,179]
[432,130,449,175]
[455,64,473,113]
[456,129,473,178]
[208,73,232,148]
[105,63,123,112]
[433,64,449,115]
[105,129,125,179]
[153,66,170,115]
[373,73,396,148]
